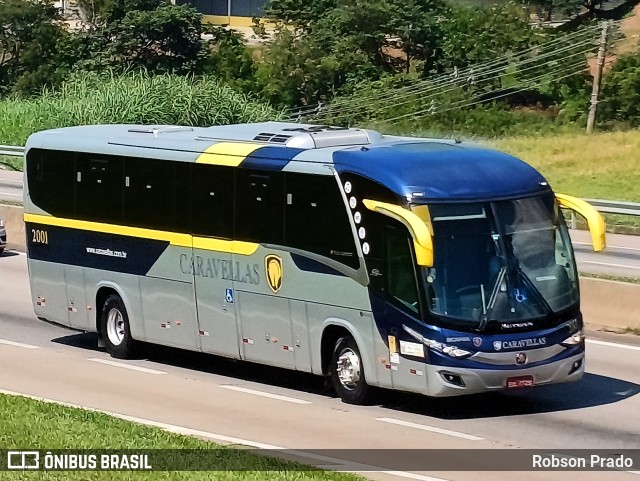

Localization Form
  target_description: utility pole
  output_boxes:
[586,22,609,134]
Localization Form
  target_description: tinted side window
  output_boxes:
[285,173,358,269]
[26,149,75,218]
[190,164,234,238]
[385,227,420,315]
[76,154,123,224]
[124,158,173,231]
[235,170,284,244]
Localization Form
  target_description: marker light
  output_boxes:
[403,325,473,359]
[561,329,584,346]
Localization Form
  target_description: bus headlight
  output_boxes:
[403,325,473,359]
[561,329,584,346]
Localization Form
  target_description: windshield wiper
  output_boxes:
[477,266,506,331]
[515,267,554,317]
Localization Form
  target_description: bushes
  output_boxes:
[600,51,640,127]
[0,71,284,145]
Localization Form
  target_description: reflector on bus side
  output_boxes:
[362,199,434,267]
[556,193,606,252]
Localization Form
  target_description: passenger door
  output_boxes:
[190,164,241,358]
[234,169,296,369]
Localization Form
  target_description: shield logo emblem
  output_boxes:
[265,255,283,293]
[473,337,482,347]
[493,341,502,351]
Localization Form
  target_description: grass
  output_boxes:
[0,155,22,171]
[0,393,362,480]
[491,129,640,202]
[579,271,640,284]
[0,71,284,147]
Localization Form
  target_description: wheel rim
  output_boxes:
[106,308,125,346]
[336,347,361,390]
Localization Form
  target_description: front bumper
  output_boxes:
[424,352,584,397]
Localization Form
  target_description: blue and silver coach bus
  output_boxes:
[23,123,606,404]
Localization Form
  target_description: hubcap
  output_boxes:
[336,348,361,390]
[106,308,125,346]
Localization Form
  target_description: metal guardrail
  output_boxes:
[1,144,640,217]
[0,145,24,157]
[583,198,640,217]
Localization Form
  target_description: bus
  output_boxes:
[23,122,606,404]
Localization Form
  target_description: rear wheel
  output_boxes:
[331,335,371,405]
[100,294,136,359]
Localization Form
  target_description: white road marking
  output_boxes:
[0,388,450,481]
[0,338,39,349]
[88,357,166,374]
[574,241,640,252]
[376,417,483,441]
[580,260,640,270]
[586,339,640,352]
[219,384,311,404]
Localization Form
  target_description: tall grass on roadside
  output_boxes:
[0,71,284,146]
[492,130,640,202]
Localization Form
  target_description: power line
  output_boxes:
[375,63,590,124]
[282,22,609,116]
[315,42,597,122]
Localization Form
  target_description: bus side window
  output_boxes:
[190,164,234,238]
[26,149,75,218]
[124,157,174,231]
[235,169,284,245]
[285,173,358,269]
[76,154,123,224]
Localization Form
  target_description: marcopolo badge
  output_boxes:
[265,254,283,293]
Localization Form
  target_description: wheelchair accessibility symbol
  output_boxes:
[225,288,234,304]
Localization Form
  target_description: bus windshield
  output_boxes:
[415,193,578,328]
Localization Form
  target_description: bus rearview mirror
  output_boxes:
[362,199,434,267]
[556,193,606,252]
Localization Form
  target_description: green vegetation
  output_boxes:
[0,71,283,146]
[0,393,361,480]
[492,129,640,202]
[0,0,639,172]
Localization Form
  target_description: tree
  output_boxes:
[265,0,337,31]
[600,51,640,126]
[0,0,69,95]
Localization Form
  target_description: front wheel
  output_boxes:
[331,335,371,405]
[100,294,136,359]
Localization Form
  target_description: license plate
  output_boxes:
[506,375,534,388]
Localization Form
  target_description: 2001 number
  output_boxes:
[32,229,48,244]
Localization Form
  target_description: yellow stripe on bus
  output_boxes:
[196,142,264,167]
[23,214,259,255]
[192,237,258,256]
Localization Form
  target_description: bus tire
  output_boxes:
[100,294,136,359]
[331,335,371,405]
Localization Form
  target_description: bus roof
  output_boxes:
[26,122,549,202]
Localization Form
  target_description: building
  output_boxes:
[176,0,267,26]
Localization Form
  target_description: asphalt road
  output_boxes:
[0,169,22,203]
[0,252,639,480]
